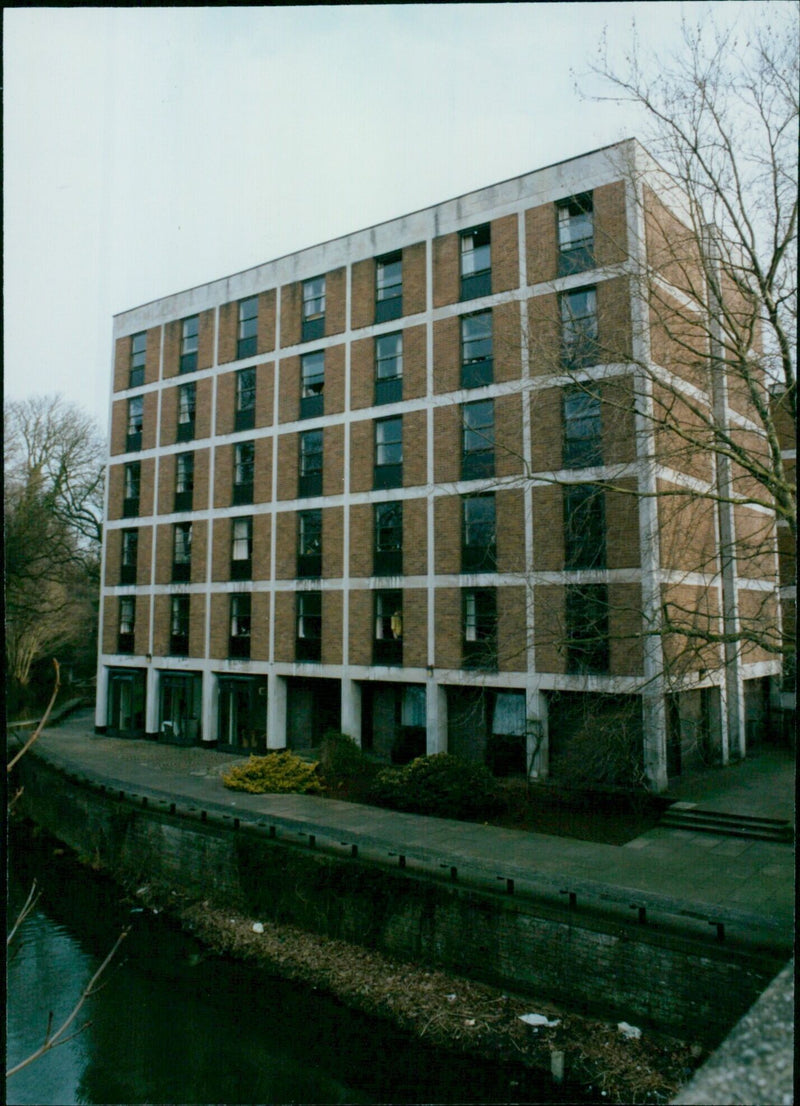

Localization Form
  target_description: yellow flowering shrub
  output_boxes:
[221,751,323,795]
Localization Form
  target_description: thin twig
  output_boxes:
[7,880,40,947]
[7,659,61,773]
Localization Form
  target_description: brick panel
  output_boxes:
[351,257,374,331]
[134,594,151,656]
[644,186,704,295]
[348,588,372,666]
[189,593,206,657]
[256,362,275,428]
[496,394,524,478]
[594,181,628,266]
[404,324,427,400]
[433,233,459,308]
[209,593,229,658]
[404,498,428,577]
[433,316,460,394]
[403,410,427,488]
[107,464,124,521]
[254,438,272,504]
[326,268,346,337]
[198,309,215,371]
[525,202,558,286]
[139,459,155,517]
[195,378,213,440]
[215,372,236,437]
[251,592,270,661]
[608,583,644,675]
[324,424,345,497]
[213,445,233,509]
[140,391,157,451]
[218,301,237,364]
[403,588,427,668]
[253,514,271,580]
[280,282,302,349]
[321,591,343,664]
[104,530,121,586]
[145,329,161,384]
[273,591,295,662]
[527,293,560,376]
[163,320,181,379]
[275,511,295,579]
[495,301,522,382]
[404,242,427,316]
[113,336,130,393]
[434,495,460,575]
[530,386,563,472]
[276,434,297,502]
[498,585,527,672]
[137,527,153,587]
[533,585,566,674]
[160,386,179,447]
[326,343,345,416]
[492,213,519,294]
[597,277,632,363]
[155,524,172,585]
[350,420,373,494]
[660,583,722,675]
[350,337,373,410]
[601,377,638,467]
[102,600,117,654]
[606,480,642,570]
[258,289,277,354]
[778,525,796,588]
[656,482,717,575]
[733,506,778,581]
[279,355,301,423]
[434,587,461,669]
[531,487,564,570]
[496,489,526,573]
[212,518,230,582]
[433,406,461,485]
[649,291,708,387]
[323,507,344,579]
[152,595,170,656]
[191,520,208,584]
[110,400,127,456]
[194,449,210,511]
[652,383,713,481]
[349,504,372,578]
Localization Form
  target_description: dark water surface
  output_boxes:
[7,823,595,1105]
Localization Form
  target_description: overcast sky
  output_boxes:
[4,2,775,433]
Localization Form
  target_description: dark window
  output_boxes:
[297,509,322,577]
[461,311,493,388]
[123,462,141,517]
[460,225,491,300]
[237,296,258,359]
[296,591,322,661]
[557,193,594,276]
[566,584,609,674]
[299,429,323,497]
[560,287,598,368]
[230,516,253,580]
[563,386,602,468]
[374,416,403,489]
[461,399,495,479]
[169,595,190,656]
[174,452,194,511]
[374,589,403,665]
[126,395,143,452]
[302,276,325,341]
[172,522,192,582]
[120,528,138,585]
[374,501,403,575]
[118,596,135,654]
[233,442,255,505]
[229,594,252,658]
[130,332,146,388]
[564,485,606,569]
[177,382,196,441]
[180,315,199,374]
[235,368,256,431]
[375,251,402,322]
[300,351,325,419]
[463,588,497,669]
[375,332,403,405]
[462,494,496,572]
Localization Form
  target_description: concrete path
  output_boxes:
[14,710,795,952]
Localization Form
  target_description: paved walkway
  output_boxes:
[14,710,795,952]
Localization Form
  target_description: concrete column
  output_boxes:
[145,666,160,738]
[526,688,548,778]
[267,672,287,749]
[642,692,668,792]
[341,679,362,745]
[95,665,109,731]
[426,680,448,754]
[201,671,217,744]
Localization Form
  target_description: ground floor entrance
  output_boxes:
[159,672,202,745]
[285,677,341,749]
[106,669,146,738]
[217,676,268,753]
[360,682,426,763]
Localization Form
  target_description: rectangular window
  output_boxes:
[177,382,196,442]
[169,595,190,656]
[299,429,323,497]
[230,516,253,580]
[130,332,146,388]
[229,594,252,658]
[460,225,491,300]
[461,399,495,480]
[375,332,403,405]
[235,368,256,432]
[296,590,322,661]
[374,589,403,665]
[564,485,606,569]
[375,251,403,322]
[463,588,497,669]
[126,395,143,452]
[300,350,325,419]
[233,441,255,505]
[297,509,322,578]
[123,462,141,517]
[462,494,496,572]
[120,528,138,585]
[374,416,403,489]
[566,584,609,674]
[557,193,594,276]
[374,501,403,576]
[461,311,493,388]
[560,287,598,368]
[563,386,602,468]
[118,596,135,654]
[172,521,192,582]
[180,315,199,374]
[237,296,258,359]
[302,276,325,341]
[174,452,194,511]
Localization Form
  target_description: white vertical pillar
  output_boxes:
[526,688,548,777]
[426,680,447,754]
[341,678,362,745]
[201,671,217,744]
[267,672,287,748]
[642,693,668,792]
[95,665,110,731]
[145,666,160,738]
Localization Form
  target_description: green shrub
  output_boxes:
[317,731,369,781]
[222,751,323,795]
[369,753,502,820]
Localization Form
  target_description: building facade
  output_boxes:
[95,139,781,790]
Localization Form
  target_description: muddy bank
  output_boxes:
[128,880,703,1105]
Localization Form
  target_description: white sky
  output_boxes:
[3,2,776,434]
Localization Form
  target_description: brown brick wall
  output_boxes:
[113,336,129,393]
[597,276,632,362]
[350,338,373,410]
[350,420,373,494]
[433,405,461,485]
[104,530,122,586]
[657,482,718,575]
[498,585,527,672]
[256,362,275,428]
[215,372,236,437]
[209,593,228,659]
[497,489,526,573]
[273,591,294,663]
[601,376,638,467]
[404,242,427,316]
[533,585,566,674]
[606,481,641,569]
[102,600,117,654]
[163,320,181,380]
[527,293,560,376]
[211,519,229,582]
[608,583,644,675]
[348,589,372,666]
[110,400,127,456]
[321,591,343,664]
[492,213,520,294]
[403,409,427,488]
[404,324,427,400]
[136,527,153,587]
[326,268,346,337]
[349,504,372,578]
[403,588,427,667]
[778,524,796,588]
[188,593,206,657]
[323,507,344,579]
[194,449,210,511]
[279,355,300,423]
[191,520,208,585]
[496,394,524,478]
[135,594,152,656]
[525,202,557,286]
[279,282,302,349]
[152,595,170,656]
[434,495,461,574]
[530,386,563,472]
[649,291,708,388]
[145,329,161,384]
[433,316,459,394]
[351,258,374,331]
[433,234,459,308]
[324,424,345,497]
[661,583,723,675]
[326,343,345,416]
[160,386,178,447]
[213,445,233,509]
[253,514,270,580]
[733,506,778,581]
[274,511,295,579]
[276,434,297,502]
[644,186,704,296]
[434,587,462,668]
[218,301,237,364]
[194,378,213,440]
[198,309,215,372]
[594,181,628,266]
[107,464,124,521]
[254,438,272,505]
[531,486,564,570]
[495,301,522,382]
[652,383,714,481]
[155,524,172,585]
[405,498,428,577]
[139,459,155,517]
[258,290,277,354]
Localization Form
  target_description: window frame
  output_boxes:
[460,310,494,388]
[233,441,255,505]
[565,584,610,674]
[560,286,598,368]
[563,385,603,469]
[179,315,199,374]
[299,429,323,497]
[174,451,194,511]
[374,332,403,405]
[126,395,143,452]
[302,276,326,341]
[177,382,196,442]
[373,501,403,576]
[375,251,403,322]
[563,484,606,569]
[300,350,325,419]
[557,192,594,276]
[461,399,495,480]
[129,331,146,388]
[373,588,403,665]
[169,594,191,656]
[460,224,492,300]
[123,461,141,517]
[462,493,497,572]
[120,528,139,585]
[462,587,498,669]
[237,296,259,360]
[296,590,322,661]
[230,516,253,580]
[235,368,256,432]
[117,596,136,654]
[172,521,193,582]
[229,593,252,658]
[297,509,323,578]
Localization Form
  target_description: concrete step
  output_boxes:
[661,804,794,843]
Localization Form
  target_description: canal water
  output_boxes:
[7,822,595,1105]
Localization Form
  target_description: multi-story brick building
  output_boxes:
[95,138,782,790]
